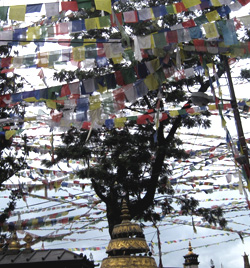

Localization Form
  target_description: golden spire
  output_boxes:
[187,241,193,255]
[101,200,157,268]
[8,231,20,250]
[121,199,130,222]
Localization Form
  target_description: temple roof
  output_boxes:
[0,248,95,268]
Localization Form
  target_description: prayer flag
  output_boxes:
[114,117,126,128]
[27,26,41,41]
[166,31,178,44]
[203,22,219,39]
[174,2,187,13]
[89,95,101,110]
[9,5,26,21]
[238,0,250,5]
[72,46,85,61]
[182,0,201,8]
[206,10,221,22]
[210,0,222,6]
[94,0,111,14]
[144,73,159,91]
[26,4,42,13]
[123,10,138,23]
[45,3,59,17]
[0,6,8,21]
[152,5,167,17]
[61,1,79,11]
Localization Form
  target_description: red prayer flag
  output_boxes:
[61,84,71,97]
[61,1,78,11]
[1,68,14,73]
[82,121,91,130]
[182,19,196,28]
[193,39,207,52]
[115,70,125,86]
[1,57,12,68]
[174,2,187,13]
[111,12,123,27]
[238,0,250,5]
[166,31,178,44]
[137,114,154,124]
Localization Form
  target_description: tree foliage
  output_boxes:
[41,0,235,236]
[0,45,29,237]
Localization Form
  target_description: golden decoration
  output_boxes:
[101,200,157,268]
[8,231,20,250]
[101,256,158,268]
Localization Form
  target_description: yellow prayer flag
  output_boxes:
[203,22,219,39]
[112,54,123,64]
[94,0,111,14]
[89,95,101,110]
[27,26,41,41]
[96,17,100,29]
[5,130,16,140]
[37,52,49,68]
[72,46,85,61]
[9,5,26,21]
[150,58,160,72]
[169,110,179,117]
[85,18,98,31]
[150,8,155,20]
[206,63,214,69]
[97,84,107,94]
[24,116,36,122]
[205,10,220,22]
[32,218,38,226]
[182,0,201,9]
[114,117,127,128]
[46,100,57,109]
[208,104,216,110]
[74,215,81,221]
[144,73,159,91]
[210,0,222,6]
[83,38,97,46]
[23,97,38,102]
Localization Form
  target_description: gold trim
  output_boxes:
[101,256,157,268]
[106,238,149,253]
[112,222,143,236]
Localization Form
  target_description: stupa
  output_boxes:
[101,199,157,268]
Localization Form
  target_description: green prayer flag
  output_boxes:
[121,67,136,84]
[123,48,134,62]
[155,69,166,85]
[71,38,84,47]
[0,6,8,21]
[48,86,61,100]
[153,32,167,48]
[76,0,92,9]
[85,44,97,59]
[194,15,208,26]
[99,15,111,28]
[166,5,175,14]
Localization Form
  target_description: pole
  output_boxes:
[223,55,250,180]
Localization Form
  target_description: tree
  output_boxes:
[41,0,236,236]
[0,45,29,238]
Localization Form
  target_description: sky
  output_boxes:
[1,1,250,268]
